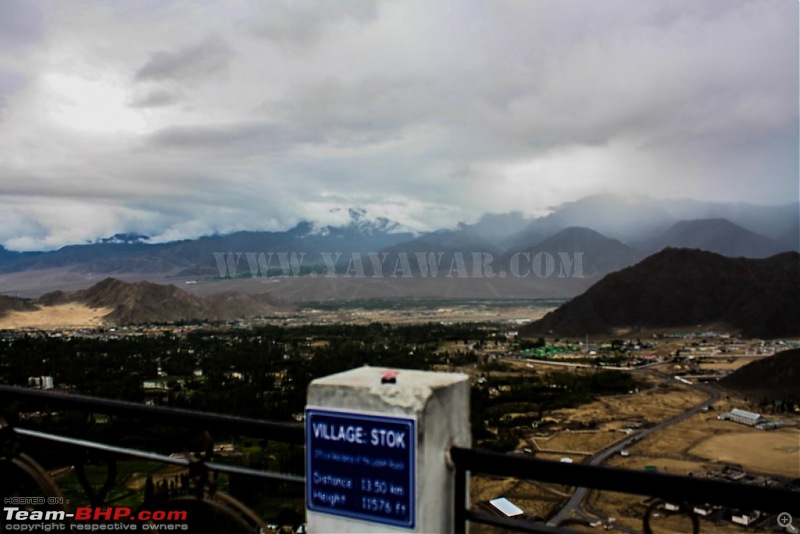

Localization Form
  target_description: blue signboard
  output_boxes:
[306,408,416,529]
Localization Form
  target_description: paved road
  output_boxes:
[546,372,721,528]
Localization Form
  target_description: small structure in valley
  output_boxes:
[718,408,763,427]
[489,497,524,518]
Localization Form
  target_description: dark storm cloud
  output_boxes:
[250,0,379,46]
[128,89,182,108]
[0,69,28,120]
[134,36,233,82]
[147,110,403,154]
[146,121,319,152]
[263,76,418,137]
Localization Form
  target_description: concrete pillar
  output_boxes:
[306,366,470,533]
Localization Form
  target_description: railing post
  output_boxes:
[305,366,470,533]
[453,462,468,534]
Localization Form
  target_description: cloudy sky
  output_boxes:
[0,0,797,250]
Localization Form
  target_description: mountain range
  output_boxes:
[0,195,796,299]
[2,247,796,335]
[0,277,287,325]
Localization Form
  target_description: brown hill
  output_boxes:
[0,295,37,317]
[36,278,287,325]
[36,290,75,306]
[75,278,209,324]
[718,349,800,401]
[520,248,800,339]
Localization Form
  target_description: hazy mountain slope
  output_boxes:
[204,291,287,319]
[0,241,162,273]
[381,231,501,261]
[71,255,185,274]
[382,213,530,257]
[643,218,778,258]
[373,215,534,277]
[523,195,676,241]
[520,249,800,338]
[502,228,548,254]
[502,227,641,276]
[0,218,417,277]
[0,197,795,289]
[776,225,800,252]
[0,246,21,262]
[694,201,799,240]
[520,195,799,242]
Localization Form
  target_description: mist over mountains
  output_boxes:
[1,194,796,330]
[0,195,796,298]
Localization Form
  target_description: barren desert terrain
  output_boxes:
[0,303,112,329]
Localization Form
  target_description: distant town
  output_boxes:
[3,315,798,531]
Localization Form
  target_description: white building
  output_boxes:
[728,408,763,426]
[489,497,524,518]
[731,510,760,526]
[692,504,713,517]
[27,376,54,389]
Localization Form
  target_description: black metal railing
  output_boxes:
[449,446,798,533]
[1,384,305,533]
[2,384,797,534]
[0,385,305,442]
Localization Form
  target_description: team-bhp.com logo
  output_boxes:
[4,506,187,531]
